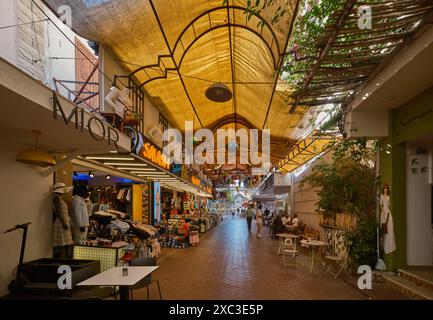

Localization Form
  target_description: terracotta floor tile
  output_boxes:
[132,216,408,300]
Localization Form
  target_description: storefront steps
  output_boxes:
[384,268,433,300]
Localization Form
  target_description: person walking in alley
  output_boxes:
[246,204,254,232]
[256,205,264,238]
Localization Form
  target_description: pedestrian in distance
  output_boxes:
[245,204,254,233]
[256,205,264,238]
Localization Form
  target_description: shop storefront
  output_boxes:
[0,57,132,296]
[157,186,218,249]
[0,56,213,297]
[255,173,291,216]
[379,85,433,270]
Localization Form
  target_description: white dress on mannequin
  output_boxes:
[380,194,397,254]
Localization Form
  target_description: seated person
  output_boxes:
[272,215,286,235]
[281,213,291,226]
[286,214,299,232]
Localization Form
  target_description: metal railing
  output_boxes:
[53,78,100,114]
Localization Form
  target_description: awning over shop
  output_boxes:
[75,153,212,198]
[275,134,335,173]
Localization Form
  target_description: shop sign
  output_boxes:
[140,136,171,170]
[191,176,201,187]
[190,176,212,194]
[52,92,120,148]
[396,107,433,137]
[394,88,433,143]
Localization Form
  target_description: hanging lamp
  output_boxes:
[16,130,56,167]
[205,82,232,103]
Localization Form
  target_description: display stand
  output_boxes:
[73,245,126,272]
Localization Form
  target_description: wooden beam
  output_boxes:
[289,0,358,114]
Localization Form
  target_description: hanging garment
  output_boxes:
[148,239,161,258]
[125,188,132,202]
[99,203,110,212]
[71,195,90,244]
[112,241,129,248]
[107,209,127,219]
[72,196,90,227]
[380,194,397,254]
[133,224,157,237]
[108,219,130,235]
[52,194,74,247]
[90,203,99,214]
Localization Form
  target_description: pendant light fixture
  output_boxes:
[205,82,232,103]
[16,130,56,167]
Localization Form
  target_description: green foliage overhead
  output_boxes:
[301,138,378,216]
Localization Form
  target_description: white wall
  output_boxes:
[142,93,162,140]
[44,8,78,98]
[274,172,291,186]
[100,46,126,113]
[0,0,95,97]
[0,136,53,297]
[406,142,433,265]
[292,152,333,238]
[16,0,47,83]
[0,0,18,65]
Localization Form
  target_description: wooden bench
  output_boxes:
[298,227,320,241]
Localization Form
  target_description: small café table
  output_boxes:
[77,266,158,300]
[300,240,329,273]
[276,233,300,255]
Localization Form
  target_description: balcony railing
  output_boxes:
[53,78,100,114]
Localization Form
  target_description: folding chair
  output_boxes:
[325,250,349,279]
[281,238,299,271]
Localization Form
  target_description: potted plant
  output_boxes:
[301,139,378,270]
[124,111,142,127]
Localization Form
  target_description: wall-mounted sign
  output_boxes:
[394,87,433,143]
[191,176,201,187]
[140,136,170,170]
[53,92,120,148]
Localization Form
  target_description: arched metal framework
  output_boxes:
[128,5,282,89]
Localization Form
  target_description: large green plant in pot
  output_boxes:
[301,139,378,271]
[301,156,376,217]
[344,218,378,269]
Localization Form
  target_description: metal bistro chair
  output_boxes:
[129,257,163,300]
[281,238,299,271]
[325,248,349,279]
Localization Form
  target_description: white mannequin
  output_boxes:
[380,185,396,254]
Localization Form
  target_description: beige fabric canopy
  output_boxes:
[44,0,304,142]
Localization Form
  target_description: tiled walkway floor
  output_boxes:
[136,216,408,300]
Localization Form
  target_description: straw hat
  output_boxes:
[53,182,74,194]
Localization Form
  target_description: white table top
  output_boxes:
[301,240,328,247]
[77,266,159,287]
[276,233,299,238]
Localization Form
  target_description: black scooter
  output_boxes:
[4,222,32,293]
